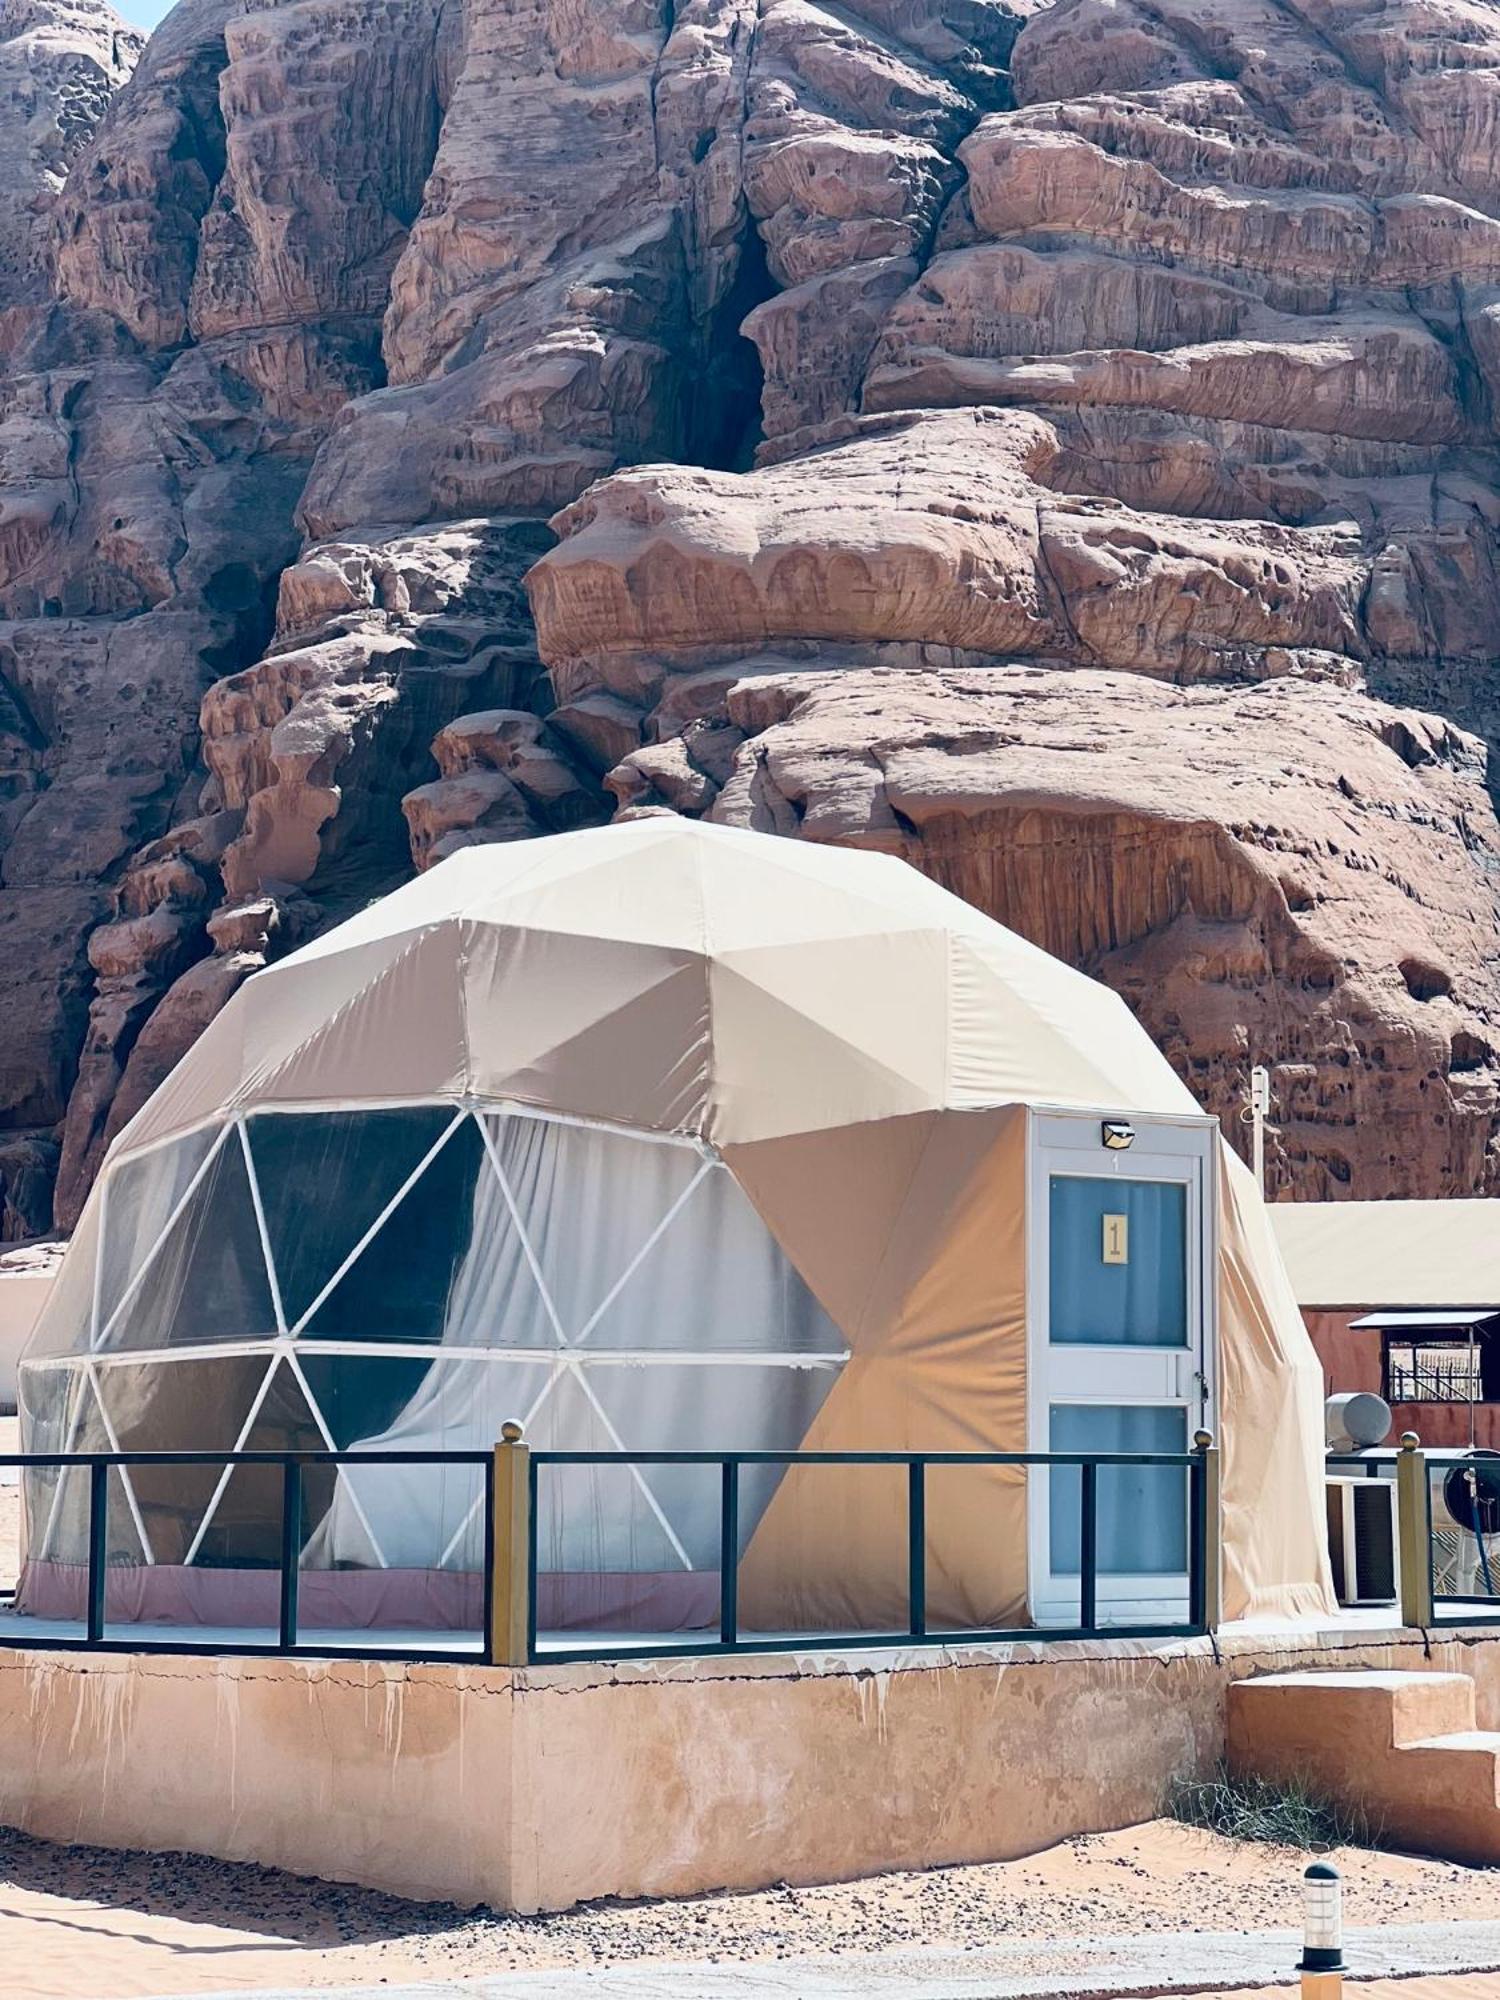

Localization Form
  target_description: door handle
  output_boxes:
[1171,1353,1206,1401]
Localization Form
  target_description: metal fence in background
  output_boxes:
[1328,1436,1500,1629]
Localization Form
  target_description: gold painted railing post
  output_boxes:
[1396,1431,1433,1630]
[1194,1428,1222,1632]
[490,1420,531,1667]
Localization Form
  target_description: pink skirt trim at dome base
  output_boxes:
[13,1560,720,1635]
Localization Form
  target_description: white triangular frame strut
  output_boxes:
[91,1122,233,1352]
[284,1107,471,1336]
[34,1362,155,1568]
[181,1350,286,1570]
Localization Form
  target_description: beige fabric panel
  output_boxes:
[119,930,430,1151]
[1218,1145,1336,1621]
[706,930,951,1139]
[1270,1197,1500,1310]
[462,925,711,1132]
[737,1119,1337,1630]
[946,932,1194,1116]
[246,932,471,1112]
[106,820,1203,1163]
[736,1108,1029,1632]
[720,1112,945,1345]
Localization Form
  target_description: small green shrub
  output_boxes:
[1167,1762,1380,1851]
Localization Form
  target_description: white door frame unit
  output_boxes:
[1026,1107,1219,1627]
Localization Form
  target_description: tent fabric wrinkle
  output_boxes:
[19,817,1334,1637]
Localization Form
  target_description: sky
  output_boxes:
[115,0,174,30]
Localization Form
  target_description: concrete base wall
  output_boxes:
[3,1626,1500,1913]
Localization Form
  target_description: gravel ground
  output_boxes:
[1,1818,1497,1997]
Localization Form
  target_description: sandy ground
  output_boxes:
[0,1818,1497,1999]
[1218,1987,1500,2000]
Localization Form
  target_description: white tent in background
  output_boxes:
[18,817,1333,1634]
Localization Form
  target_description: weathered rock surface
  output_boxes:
[702,667,1500,1197]
[10,0,1500,1230]
[524,0,1500,1198]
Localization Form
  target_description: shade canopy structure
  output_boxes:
[18,817,1333,1634]
[1272,1199,1500,1312]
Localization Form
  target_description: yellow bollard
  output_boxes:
[489,1420,532,1668]
[1396,1432,1434,1629]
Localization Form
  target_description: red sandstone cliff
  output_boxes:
[5,0,1500,1234]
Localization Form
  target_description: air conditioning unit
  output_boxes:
[1325,1475,1399,1606]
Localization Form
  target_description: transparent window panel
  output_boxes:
[185,1361,324,1575]
[296,1462,486,1652]
[299,1355,549,1575]
[488,1115,843,1355]
[302,1115,485,1344]
[97,1128,219,1336]
[1048,1404,1188,1578]
[21,1195,104,1361]
[16,1357,79,1458]
[17,1366,128,1566]
[529,1368,731,1643]
[246,1108,461,1329]
[296,1352,439,1452]
[582,1359,842,1569]
[98,1464,198,1639]
[486,1114,702,1349]
[94,1350,282,1567]
[10,1366,92,1636]
[1049,1177,1188,1347]
[11,1365,149,1635]
[533,1425,721,1644]
[99,1131,276,1352]
[87,1360,318,1647]
[7,1461,90,1639]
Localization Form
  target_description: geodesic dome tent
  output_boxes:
[18,817,1333,1634]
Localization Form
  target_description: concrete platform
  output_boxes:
[4,1618,1500,1915]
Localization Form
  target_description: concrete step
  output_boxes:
[1230,1669,1475,1751]
[1228,1669,1500,1866]
[1399,1733,1500,1810]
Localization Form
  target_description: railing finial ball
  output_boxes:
[1400,1430,1422,1451]
[1193,1428,1214,1452]
[500,1419,525,1445]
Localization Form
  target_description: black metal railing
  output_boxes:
[1420,1447,1500,1624]
[0,1439,1219,1664]
[1386,1359,1483,1405]
[523,1443,1218,1663]
[1328,1439,1500,1628]
[0,1448,493,1662]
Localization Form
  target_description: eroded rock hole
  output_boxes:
[685,222,774,473]
[1400,955,1453,1002]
